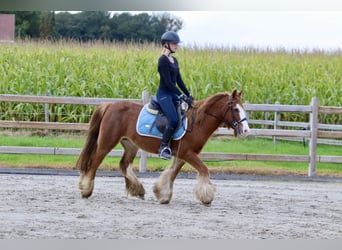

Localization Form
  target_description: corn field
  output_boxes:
[0,40,341,124]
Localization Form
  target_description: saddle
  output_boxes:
[146,96,188,133]
[136,97,189,140]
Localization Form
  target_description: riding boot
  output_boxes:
[159,126,175,160]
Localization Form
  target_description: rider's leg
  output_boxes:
[159,126,175,159]
[157,95,179,160]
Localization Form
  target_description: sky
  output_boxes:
[130,11,342,51]
[62,0,342,51]
[173,11,342,51]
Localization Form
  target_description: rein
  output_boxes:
[186,107,196,132]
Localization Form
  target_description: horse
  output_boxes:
[76,89,250,206]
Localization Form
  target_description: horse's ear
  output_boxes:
[232,89,237,98]
[238,90,243,97]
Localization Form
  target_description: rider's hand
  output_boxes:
[185,95,194,106]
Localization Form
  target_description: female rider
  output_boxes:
[157,31,193,160]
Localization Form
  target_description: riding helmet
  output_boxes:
[161,31,181,44]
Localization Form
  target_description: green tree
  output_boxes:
[0,11,183,42]
[158,12,183,32]
[54,11,183,42]
[40,11,55,39]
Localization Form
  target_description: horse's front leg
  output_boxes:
[153,157,185,204]
[185,154,216,206]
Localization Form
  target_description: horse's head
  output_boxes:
[199,90,250,137]
[227,90,250,137]
[205,90,250,137]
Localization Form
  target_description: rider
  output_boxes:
[157,31,193,160]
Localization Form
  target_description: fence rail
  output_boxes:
[1,92,341,176]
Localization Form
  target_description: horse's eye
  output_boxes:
[234,108,239,112]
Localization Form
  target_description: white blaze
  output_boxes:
[237,104,250,136]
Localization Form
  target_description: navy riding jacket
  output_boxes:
[156,55,190,130]
[157,55,190,97]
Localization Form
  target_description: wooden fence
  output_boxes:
[1,92,341,177]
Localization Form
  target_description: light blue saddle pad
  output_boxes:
[136,105,187,140]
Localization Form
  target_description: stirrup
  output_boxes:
[159,146,172,160]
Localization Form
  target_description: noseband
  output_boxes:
[205,97,247,130]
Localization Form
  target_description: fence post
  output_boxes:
[265,99,269,129]
[44,91,50,135]
[273,101,280,144]
[308,97,318,177]
[139,90,150,173]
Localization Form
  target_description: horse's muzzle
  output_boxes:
[237,120,250,137]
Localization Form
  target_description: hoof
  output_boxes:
[201,201,212,207]
[195,177,216,205]
[81,194,91,199]
[78,177,94,199]
[160,200,170,205]
[153,184,172,205]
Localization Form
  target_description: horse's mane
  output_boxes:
[189,92,230,125]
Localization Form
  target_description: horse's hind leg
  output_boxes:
[119,138,145,199]
[153,157,185,204]
[79,147,111,198]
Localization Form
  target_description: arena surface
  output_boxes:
[1,171,341,239]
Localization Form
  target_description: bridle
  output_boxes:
[185,95,248,134]
[204,96,247,131]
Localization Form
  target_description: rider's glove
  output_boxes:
[185,95,194,106]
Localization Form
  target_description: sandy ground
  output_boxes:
[0,173,341,239]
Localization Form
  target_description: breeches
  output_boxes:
[156,93,179,130]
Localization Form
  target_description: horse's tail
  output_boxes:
[76,102,111,172]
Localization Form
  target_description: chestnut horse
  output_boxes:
[77,90,250,206]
